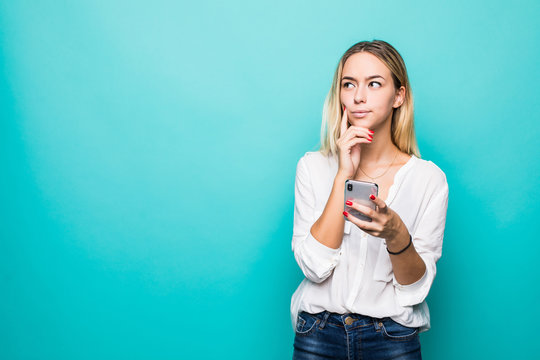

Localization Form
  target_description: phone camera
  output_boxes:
[347,184,353,191]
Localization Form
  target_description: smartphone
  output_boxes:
[344,179,379,222]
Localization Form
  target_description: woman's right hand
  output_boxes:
[336,106,374,179]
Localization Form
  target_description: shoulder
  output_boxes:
[298,150,337,171]
[411,156,448,191]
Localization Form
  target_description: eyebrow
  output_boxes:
[341,75,385,81]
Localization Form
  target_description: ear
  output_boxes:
[393,86,406,108]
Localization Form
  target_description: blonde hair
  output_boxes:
[319,40,420,158]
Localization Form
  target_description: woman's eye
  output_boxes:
[342,82,354,88]
[369,81,382,88]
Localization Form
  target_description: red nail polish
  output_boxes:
[370,195,376,200]
[369,130,374,134]
[346,200,352,206]
[343,211,349,217]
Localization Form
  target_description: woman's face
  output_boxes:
[340,52,405,130]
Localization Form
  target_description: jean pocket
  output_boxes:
[380,319,419,341]
[295,312,320,336]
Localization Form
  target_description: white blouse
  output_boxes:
[290,151,449,333]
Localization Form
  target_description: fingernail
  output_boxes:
[368,138,372,142]
[369,130,374,134]
[370,195,376,200]
[345,200,352,206]
[343,211,349,217]
[368,134,373,139]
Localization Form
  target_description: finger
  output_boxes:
[344,137,372,150]
[343,211,377,232]
[341,127,373,144]
[343,126,373,139]
[340,105,348,137]
[348,126,374,137]
[369,194,388,212]
[345,200,379,221]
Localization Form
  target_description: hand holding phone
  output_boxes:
[344,179,379,222]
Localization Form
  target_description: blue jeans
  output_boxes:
[293,311,422,360]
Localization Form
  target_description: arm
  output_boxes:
[292,107,373,283]
[291,156,348,283]
[386,224,427,286]
[391,174,449,306]
[344,170,449,306]
[310,169,349,250]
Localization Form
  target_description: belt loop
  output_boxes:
[373,317,382,331]
[318,311,330,330]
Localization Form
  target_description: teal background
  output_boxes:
[1,0,538,359]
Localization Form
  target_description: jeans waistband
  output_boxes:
[301,310,382,330]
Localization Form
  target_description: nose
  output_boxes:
[354,86,367,104]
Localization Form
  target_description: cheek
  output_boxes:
[340,91,352,104]
[374,92,396,110]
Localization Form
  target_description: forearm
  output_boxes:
[310,171,349,249]
[386,223,427,285]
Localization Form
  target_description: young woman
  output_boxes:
[290,40,449,359]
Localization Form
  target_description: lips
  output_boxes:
[351,111,370,118]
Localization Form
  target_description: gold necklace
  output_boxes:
[358,149,399,182]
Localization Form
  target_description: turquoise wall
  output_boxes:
[1,1,538,359]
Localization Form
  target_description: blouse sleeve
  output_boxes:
[291,155,342,283]
[393,168,449,306]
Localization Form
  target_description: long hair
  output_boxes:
[319,40,420,158]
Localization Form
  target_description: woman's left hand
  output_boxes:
[344,195,407,243]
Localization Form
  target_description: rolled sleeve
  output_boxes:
[394,171,449,306]
[393,265,429,307]
[291,155,342,283]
